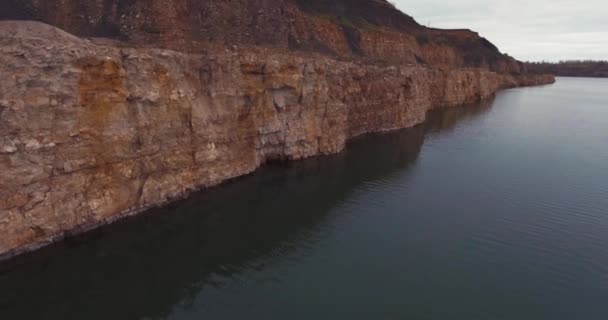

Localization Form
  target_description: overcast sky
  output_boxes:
[393,0,608,62]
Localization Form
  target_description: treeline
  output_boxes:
[525,60,608,78]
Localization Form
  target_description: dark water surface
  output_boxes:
[1,77,608,319]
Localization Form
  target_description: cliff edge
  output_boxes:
[0,1,554,260]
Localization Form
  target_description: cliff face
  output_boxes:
[0,1,554,259]
[0,21,554,258]
[1,0,523,73]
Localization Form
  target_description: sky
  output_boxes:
[392,0,608,62]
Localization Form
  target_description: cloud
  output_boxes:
[393,0,608,61]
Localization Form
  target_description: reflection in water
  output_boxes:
[0,99,493,319]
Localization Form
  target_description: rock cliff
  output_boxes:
[0,1,554,260]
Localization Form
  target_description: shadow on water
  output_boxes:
[0,98,494,319]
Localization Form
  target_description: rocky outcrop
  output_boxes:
[0,20,554,259]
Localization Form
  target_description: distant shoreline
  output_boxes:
[525,61,608,78]
[555,75,608,79]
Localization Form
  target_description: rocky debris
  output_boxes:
[0,21,554,259]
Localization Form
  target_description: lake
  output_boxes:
[1,77,607,319]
